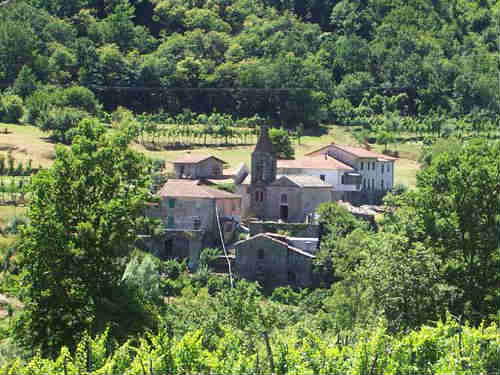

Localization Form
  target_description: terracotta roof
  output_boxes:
[272,175,332,188]
[253,126,274,153]
[157,179,241,199]
[305,144,397,161]
[171,154,226,164]
[235,233,315,258]
[277,156,354,171]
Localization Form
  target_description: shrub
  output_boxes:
[24,87,62,124]
[5,216,27,235]
[61,86,100,114]
[163,259,186,280]
[0,94,24,124]
[37,107,88,144]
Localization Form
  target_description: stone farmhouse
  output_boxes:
[172,154,226,179]
[234,233,316,288]
[147,179,241,268]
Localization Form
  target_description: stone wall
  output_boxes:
[174,158,223,179]
[235,235,289,287]
[265,186,302,222]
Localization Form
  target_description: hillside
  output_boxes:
[0,0,497,371]
[0,0,498,128]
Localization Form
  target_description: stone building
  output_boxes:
[234,233,315,288]
[147,179,241,268]
[238,126,333,221]
[172,154,226,179]
[306,144,397,204]
[266,175,332,222]
[277,156,362,201]
[248,126,277,218]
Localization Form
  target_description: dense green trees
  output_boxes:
[15,118,153,354]
[0,0,497,128]
[385,139,500,323]
[316,138,499,330]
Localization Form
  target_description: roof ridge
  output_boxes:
[248,233,315,258]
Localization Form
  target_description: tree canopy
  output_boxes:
[15,118,153,354]
[0,0,497,127]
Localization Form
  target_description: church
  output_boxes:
[239,126,333,222]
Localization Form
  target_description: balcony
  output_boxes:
[339,172,362,191]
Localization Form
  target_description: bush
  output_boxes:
[0,94,24,124]
[4,216,27,235]
[37,107,88,144]
[269,127,294,159]
[61,86,100,114]
[24,87,62,124]
[163,259,186,280]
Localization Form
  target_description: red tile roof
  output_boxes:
[306,144,397,161]
[171,154,227,164]
[157,179,241,199]
[277,156,354,171]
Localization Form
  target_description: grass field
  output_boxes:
[0,122,422,196]
[0,123,56,168]
[135,124,422,188]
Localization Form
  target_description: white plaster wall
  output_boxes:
[277,167,359,192]
[358,159,395,192]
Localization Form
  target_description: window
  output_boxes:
[167,216,175,228]
[320,174,326,181]
[387,164,390,172]
[281,194,287,204]
[372,178,375,190]
[382,164,385,173]
[168,198,176,208]
[341,174,345,184]
[258,249,265,260]
[255,160,263,181]
[255,190,264,202]
[193,217,201,229]
[363,178,366,190]
[360,162,364,170]
[381,180,384,190]
[372,162,375,170]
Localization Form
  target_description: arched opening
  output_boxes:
[280,193,289,221]
[257,249,265,260]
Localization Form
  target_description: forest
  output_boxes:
[0,0,498,373]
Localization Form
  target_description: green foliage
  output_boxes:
[199,248,221,270]
[0,94,24,124]
[1,314,498,374]
[268,127,294,159]
[14,118,153,355]
[122,252,161,303]
[12,65,38,99]
[37,107,89,144]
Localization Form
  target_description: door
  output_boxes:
[280,205,289,221]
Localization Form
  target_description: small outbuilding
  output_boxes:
[172,154,226,179]
[234,233,315,288]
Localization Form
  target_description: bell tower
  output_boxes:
[249,126,276,218]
